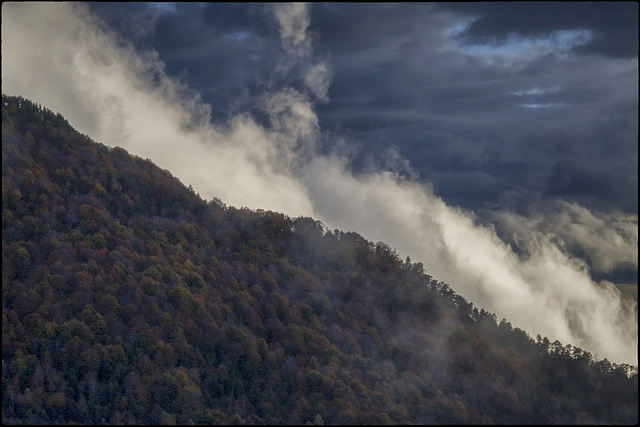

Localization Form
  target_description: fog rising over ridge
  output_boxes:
[2,2,637,365]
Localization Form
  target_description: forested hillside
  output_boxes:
[2,94,638,424]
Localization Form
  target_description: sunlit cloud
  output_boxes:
[494,201,638,275]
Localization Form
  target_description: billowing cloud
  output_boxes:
[1,2,314,216]
[302,157,637,364]
[2,2,637,365]
[493,200,638,275]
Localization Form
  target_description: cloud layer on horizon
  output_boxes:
[2,2,637,365]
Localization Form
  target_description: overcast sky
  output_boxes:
[2,2,637,365]
[85,2,639,213]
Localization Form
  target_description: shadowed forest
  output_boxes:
[2,95,637,424]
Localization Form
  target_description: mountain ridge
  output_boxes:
[2,94,637,424]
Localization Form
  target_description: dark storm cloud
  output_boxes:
[85,3,637,194]
[547,160,638,212]
[310,3,432,52]
[444,2,639,58]
[306,3,638,215]
[88,3,281,120]
[548,160,620,199]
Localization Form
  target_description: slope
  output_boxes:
[2,94,637,424]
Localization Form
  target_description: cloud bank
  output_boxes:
[2,3,636,365]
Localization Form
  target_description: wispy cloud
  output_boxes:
[271,3,332,103]
[494,200,638,275]
[511,86,561,96]
[273,3,312,58]
[2,2,636,365]
[455,28,593,67]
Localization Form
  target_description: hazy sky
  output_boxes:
[2,2,637,365]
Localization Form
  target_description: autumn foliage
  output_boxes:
[2,95,637,424]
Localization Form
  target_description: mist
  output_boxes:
[2,3,636,365]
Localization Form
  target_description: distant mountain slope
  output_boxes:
[2,94,637,424]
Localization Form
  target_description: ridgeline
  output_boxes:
[2,94,637,424]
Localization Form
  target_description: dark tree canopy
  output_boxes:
[2,94,638,424]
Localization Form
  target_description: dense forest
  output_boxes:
[2,94,638,424]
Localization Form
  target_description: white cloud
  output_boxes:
[303,62,333,103]
[456,28,594,67]
[511,86,561,96]
[273,2,312,58]
[521,103,567,109]
[271,4,333,103]
[2,2,636,365]
[1,2,315,216]
[494,201,638,274]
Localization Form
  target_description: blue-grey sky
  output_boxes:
[2,2,637,364]
[88,2,638,214]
